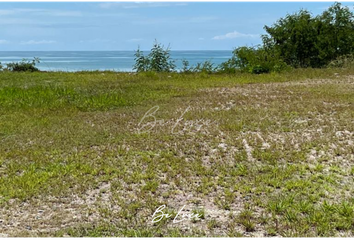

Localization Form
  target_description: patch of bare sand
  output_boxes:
[0,182,112,237]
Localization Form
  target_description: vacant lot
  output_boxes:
[0,69,353,237]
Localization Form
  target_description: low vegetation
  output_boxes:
[133,40,176,73]
[132,2,354,75]
[1,58,40,72]
[228,2,354,74]
[0,2,353,238]
[0,67,353,236]
[2,4,354,75]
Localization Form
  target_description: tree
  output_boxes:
[263,9,319,68]
[5,58,40,72]
[133,47,149,72]
[148,40,175,72]
[220,45,288,74]
[316,2,354,65]
[262,2,354,68]
[133,40,175,72]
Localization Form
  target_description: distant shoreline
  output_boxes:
[0,50,232,72]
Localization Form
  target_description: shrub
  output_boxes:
[327,54,354,68]
[218,57,239,74]
[181,59,191,73]
[222,46,289,74]
[192,60,217,74]
[133,40,175,72]
[218,2,354,73]
[133,48,149,72]
[263,2,354,68]
[181,59,218,74]
[5,58,40,72]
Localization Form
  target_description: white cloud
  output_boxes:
[0,17,40,25]
[20,40,56,45]
[0,8,82,17]
[189,16,218,23]
[127,38,143,42]
[0,10,14,16]
[131,15,218,26]
[87,39,116,43]
[212,31,258,40]
[175,3,188,6]
[99,2,187,9]
[0,40,10,44]
[48,10,82,17]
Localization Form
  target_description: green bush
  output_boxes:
[221,46,289,74]
[133,48,149,72]
[263,2,354,68]
[327,54,354,68]
[181,59,191,73]
[181,59,219,74]
[192,60,217,74]
[5,58,40,72]
[218,57,239,74]
[218,2,354,74]
[133,40,175,72]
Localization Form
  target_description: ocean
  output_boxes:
[0,51,233,72]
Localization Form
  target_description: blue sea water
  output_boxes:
[0,51,233,72]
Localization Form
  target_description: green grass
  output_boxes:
[0,68,354,236]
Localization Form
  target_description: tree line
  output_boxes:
[134,2,354,74]
[1,3,353,74]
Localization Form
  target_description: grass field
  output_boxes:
[0,68,353,237]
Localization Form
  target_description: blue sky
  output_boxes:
[0,2,353,51]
